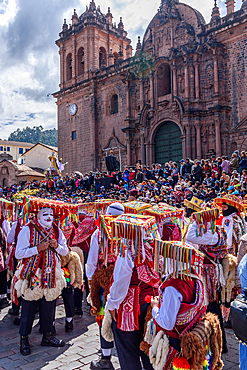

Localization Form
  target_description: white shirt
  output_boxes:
[185,221,219,249]
[2,219,11,237]
[15,224,68,267]
[7,221,18,244]
[107,251,134,311]
[85,229,100,280]
[152,287,182,330]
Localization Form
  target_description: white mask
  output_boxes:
[38,208,54,229]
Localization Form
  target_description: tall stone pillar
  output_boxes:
[215,122,221,157]
[126,82,130,118]
[72,38,77,85]
[182,136,186,160]
[172,62,177,96]
[194,62,200,99]
[185,125,191,158]
[139,79,144,110]
[213,55,219,95]
[184,63,189,99]
[150,75,154,108]
[195,125,202,159]
[141,134,146,165]
[126,138,131,166]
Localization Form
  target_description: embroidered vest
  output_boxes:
[20,221,59,289]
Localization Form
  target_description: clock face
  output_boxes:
[69,103,77,116]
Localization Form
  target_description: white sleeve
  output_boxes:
[56,228,69,256]
[185,221,219,247]
[152,286,182,330]
[15,226,38,259]
[107,251,134,311]
[7,221,17,244]
[85,229,100,280]
[2,219,11,237]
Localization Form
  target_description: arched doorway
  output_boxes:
[154,122,182,166]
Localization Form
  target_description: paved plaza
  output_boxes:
[0,297,240,370]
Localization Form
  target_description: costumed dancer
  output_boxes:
[13,196,69,355]
[86,202,125,370]
[72,203,96,315]
[214,195,246,325]
[142,240,223,370]
[7,212,23,319]
[185,208,228,353]
[105,214,161,370]
[237,253,247,370]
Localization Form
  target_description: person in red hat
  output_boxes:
[15,206,68,356]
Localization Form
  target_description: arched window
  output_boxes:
[113,52,118,64]
[111,95,118,114]
[78,47,84,76]
[157,63,171,97]
[66,53,72,81]
[99,47,107,68]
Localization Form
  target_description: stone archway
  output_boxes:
[154,121,182,166]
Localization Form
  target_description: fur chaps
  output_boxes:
[90,264,114,315]
[221,253,237,304]
[181,312,223,370]
[60,250,83,288]
[140,305,154,355]
[149,330,169,370]
[14,265,66,301]
[101,303,114,342]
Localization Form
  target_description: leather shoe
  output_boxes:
[90,357,114,370]
[20,336,30,356]
[65,320,73,333]
[41,333,65,347]
[0,298,10,309]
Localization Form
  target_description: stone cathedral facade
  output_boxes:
[53,0,247,173]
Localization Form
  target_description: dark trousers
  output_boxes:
[99,326,114,350]
[0,269,7,295]
[112,302,153,370]
[20,297,55,336]
[74,251,89,310]
[207,301,227,347]
[61,286,74,318]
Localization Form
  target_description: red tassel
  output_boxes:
[145,295,152,303]
[172,357,191,369]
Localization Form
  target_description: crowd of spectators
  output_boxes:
[1,150,247,205]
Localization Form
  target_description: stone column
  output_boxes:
[72,37,77,84]
[185,125,191,158]
[141,134,146,165]
[126,138,131,166]
[195,125,202,159]
[184,62,189,99]
[139,79,144,110]
[60,46,65,89]
[126,82,130,118]
[213,54,219,95]
[182,136,186,159]
[172,62,177,96]
[194,62,200,99]
[150,75,154,108]
[215,121,221,156]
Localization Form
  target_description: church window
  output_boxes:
[66,53,72,81]
[113,52,118,64]
[99,47,107,68]
[0,147,3,151]
[19,148,23,154]
[111,95,118,114]
[157,63,171,97]
[78,47,84,76]
[7,147,10,152]
[72,130,76,140]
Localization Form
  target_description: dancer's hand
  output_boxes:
[109,309,117,322]
[151,296,159,309]
[37,240,49,252]
[50,238,58,249]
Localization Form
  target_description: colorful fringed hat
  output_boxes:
[22,196,72,225]
[78,202,95,216]
[214,194,245,214]
[184,196,204,212]
[0,198,14,221]
[123,201,152,214]
[94,199,121,218]
[192,208,220,236]
[98,214,120,261]
[111,214,159,263]
[153,240,204,279]
[145,203,184,223]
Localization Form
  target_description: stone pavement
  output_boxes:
[0,297,240,370]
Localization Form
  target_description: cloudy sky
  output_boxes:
[0,0,243,140]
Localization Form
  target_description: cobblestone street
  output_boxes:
[0,297,240,370]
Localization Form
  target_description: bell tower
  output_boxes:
[56,1,132,90]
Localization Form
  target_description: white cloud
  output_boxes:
[0,0,244,139]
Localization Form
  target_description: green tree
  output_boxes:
[8,126,58,147]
